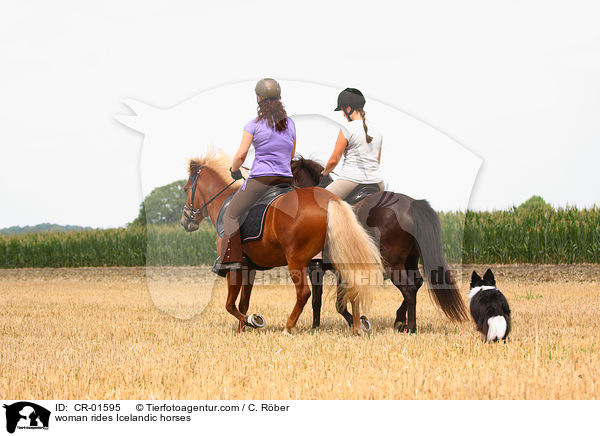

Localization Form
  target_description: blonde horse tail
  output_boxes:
[325,199,383,312]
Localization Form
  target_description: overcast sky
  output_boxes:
[1,1,599,228]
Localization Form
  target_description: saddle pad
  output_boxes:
[216,184,293,242]
[239,196,282,242]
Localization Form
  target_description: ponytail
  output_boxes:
[359,109,373,143]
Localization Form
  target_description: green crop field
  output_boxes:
[1,206,598,268]
[440,206,600,264]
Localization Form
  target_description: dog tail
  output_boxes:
[487,316,507,342]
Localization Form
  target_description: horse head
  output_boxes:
[291,155,332,188]
[180,150,244,232]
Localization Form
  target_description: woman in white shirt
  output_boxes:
[321,88,384,199]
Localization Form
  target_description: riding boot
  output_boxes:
[212,231,243,275]
[222,230,242,264]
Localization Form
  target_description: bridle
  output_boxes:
[182,166,242,222]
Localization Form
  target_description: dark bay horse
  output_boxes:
[180,150,383,335]
[291,157,468,333]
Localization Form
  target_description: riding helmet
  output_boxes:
[334,88,366,112]
[255,78,281,100]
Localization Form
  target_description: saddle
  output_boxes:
[343,183,381,205]
[215,183,294,242]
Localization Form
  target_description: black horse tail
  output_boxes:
[409,199,468,321]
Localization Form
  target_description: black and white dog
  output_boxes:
[468,269,511,342]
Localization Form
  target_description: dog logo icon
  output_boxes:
[3,402,50,433]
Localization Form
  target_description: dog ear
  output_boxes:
[470,271,481,288]
[483,268,496,286]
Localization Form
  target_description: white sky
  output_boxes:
[1,1,599,228]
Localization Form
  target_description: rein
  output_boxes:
[183,166,243,222]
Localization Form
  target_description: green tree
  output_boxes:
[517,195,552,213]
[131,179,187,226]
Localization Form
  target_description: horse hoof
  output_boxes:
[360,316,372,332]
[247,314,266,329]
[282,329,293,336]
[394,321,406,332]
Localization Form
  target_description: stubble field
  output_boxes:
[1,265,598,399]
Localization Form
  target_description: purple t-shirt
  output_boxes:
[243,117,295,178]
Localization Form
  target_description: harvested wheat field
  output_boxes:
[0,265,599,399]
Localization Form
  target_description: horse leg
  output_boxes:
[350,299,363,336]
[391,265,416,333]
[404,256,421,333]
[225,269,250,328]
[335,273,354,328]
[284,263,312,334]
[308,262,324,328]
[238,268,256,332]
[392,269,423,332]
[395,300,408,332]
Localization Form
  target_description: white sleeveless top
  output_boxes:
[338,119,383,183]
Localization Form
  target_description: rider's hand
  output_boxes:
[230,167,243,180]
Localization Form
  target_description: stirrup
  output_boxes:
[211,257,242,277]
[211,257,228,277]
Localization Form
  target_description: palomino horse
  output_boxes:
[291,157,468,333]
[180,151,383,335]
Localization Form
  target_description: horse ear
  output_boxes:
[483,268,496,286]
[470,271,481,287]
[113,99,162,133]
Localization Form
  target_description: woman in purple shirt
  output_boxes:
[215,78,296,273]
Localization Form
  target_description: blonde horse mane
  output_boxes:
[188,148,245,189]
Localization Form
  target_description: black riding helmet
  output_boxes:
[334,88,366,114]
